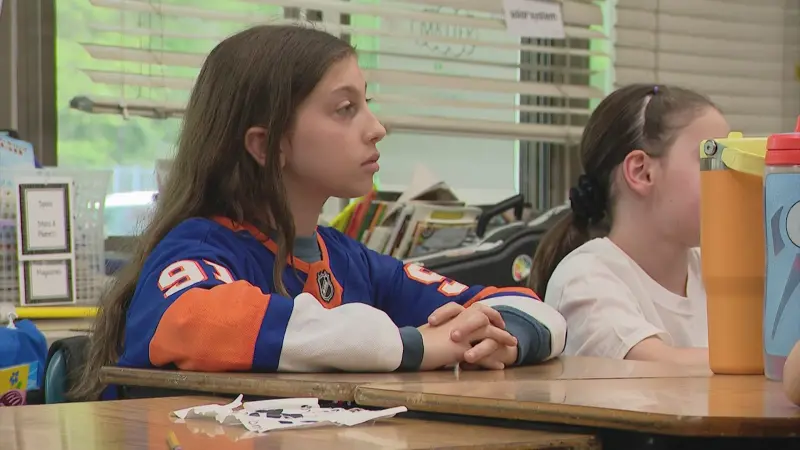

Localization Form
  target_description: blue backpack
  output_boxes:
[0,318,47,392]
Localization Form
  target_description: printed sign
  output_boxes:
[0,364,30,407]
[0,135,36,187]
[14,177,77,306]
[502,0,566,39]
[22,260,74,305]
[18,184,71,255]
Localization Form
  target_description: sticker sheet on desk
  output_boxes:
[171,394,407,434]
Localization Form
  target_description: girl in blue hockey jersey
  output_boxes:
[72,25,566,400]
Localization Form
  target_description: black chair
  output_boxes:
[412,205,569,288]
[41,336,90,403]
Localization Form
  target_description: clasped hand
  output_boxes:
[417,302,518,371]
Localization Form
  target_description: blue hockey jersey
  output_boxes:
[118,217,566,372]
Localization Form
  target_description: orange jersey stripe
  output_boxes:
[463,286,540,308]
[149,280,269,371]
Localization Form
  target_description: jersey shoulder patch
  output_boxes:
[157,259,235,297]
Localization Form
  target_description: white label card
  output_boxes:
[20,259,76,305]
[15,179,74,257]
[502,0,566,39]
[24,187,68,250]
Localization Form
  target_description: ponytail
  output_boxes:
[530,212,582,297]
[530,210,611,297]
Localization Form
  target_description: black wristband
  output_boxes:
[495,306,552,366]
[396,326,424,371]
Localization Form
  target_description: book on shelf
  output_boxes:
[337,165,482,259]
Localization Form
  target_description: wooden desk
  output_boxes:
[0,396,600,449]
[100,356,711,401]
[354,376,800,438]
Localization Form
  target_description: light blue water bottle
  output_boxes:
[764,117,800,381]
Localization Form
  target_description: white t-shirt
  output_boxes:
[544,237,708,359]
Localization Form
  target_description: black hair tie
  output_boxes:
[569,174,607,227]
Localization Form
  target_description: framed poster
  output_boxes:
[19,259,75,306]
[16,181,73,256]
[13,177,77,306]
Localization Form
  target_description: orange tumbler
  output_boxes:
[700,135,766,375]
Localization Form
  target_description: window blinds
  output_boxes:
[72,0,609,143]
[614,0,800,135]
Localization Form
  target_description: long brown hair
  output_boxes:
[70,25,355,400]
[529,84,718,297]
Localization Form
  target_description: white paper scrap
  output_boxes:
[171,395,407,434]
[242,397,320,413]
[171,394,244,422]
[331,406,409,427]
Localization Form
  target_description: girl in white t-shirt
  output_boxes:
[530,84,730,366]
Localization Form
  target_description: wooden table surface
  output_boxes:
[0,396,600,450]
[100,356,712,401]
[354,375,800,438]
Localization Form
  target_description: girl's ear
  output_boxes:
[620,149,656,197]
[279,135,291,169]
[244,126,268,166]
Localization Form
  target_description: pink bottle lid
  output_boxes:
[766,116,800,165]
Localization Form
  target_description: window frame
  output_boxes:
[0,0,57,166]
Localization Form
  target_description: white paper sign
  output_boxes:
[15,179,74,257]
[502,0,566,39]
[13,177,78,306]
[20,259,76,305]
[27,260,70,299]
[23,188,68,251]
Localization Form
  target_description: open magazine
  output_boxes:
[337,165,482,259]
[389,203,481,259]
